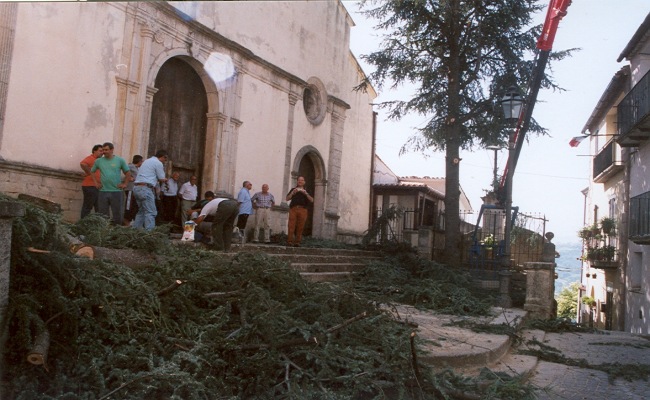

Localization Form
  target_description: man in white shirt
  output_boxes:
[194,190,239,251]
[161,171,180,223]
[178,175,198,224]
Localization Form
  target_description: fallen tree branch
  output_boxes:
[157,280,184,297]
[410,331,421,384]
[204,289,243,298]
[235,311,368,351]
[97,374,177,400]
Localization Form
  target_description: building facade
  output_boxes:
[0,1,377,241]
[580,13,650,333]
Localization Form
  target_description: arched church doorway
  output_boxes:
[149,57,208,192]
[298,155,316,236]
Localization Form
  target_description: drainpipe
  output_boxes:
[619,146,632,331]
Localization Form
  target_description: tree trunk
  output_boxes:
[443,12,463,267]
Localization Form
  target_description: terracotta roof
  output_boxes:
[372,182,445,199]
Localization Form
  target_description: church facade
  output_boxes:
[0,1,377,241]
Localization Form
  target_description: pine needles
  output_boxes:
[0,197,504,399]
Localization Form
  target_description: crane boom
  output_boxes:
[498,0,571,196]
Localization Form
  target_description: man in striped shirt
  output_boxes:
[251,184,275,243]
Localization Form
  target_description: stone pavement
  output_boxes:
[395,306,650,399]
[526,330,650,399]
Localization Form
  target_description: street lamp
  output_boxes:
[500,85,524,269]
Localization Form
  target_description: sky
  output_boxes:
[343,0,648,245]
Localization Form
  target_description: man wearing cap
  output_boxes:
[132,150,168,230]
[194,190,239,251]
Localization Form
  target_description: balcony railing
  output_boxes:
[630,191,650,244]
[617,69,650,147]
[593,139,624,183]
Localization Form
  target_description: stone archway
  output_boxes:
[292,146,327,239]
[149,57,207,191]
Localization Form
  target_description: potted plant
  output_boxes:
[586,246,598,261]
[599,245,616,262]
[482,234,496,249]
[582,296,596,308]
[590,222,601,235]
[578,227,592,240]
[600,217,616,235]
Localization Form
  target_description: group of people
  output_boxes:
[79,143,314,251]
[80,144,199,229]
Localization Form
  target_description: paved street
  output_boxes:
[526,330,650,399]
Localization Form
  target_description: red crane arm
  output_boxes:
[537,0,572,51]
[498,0,571,196]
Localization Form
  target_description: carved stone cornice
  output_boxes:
[116,77,141,90]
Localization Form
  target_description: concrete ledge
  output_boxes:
[0,201,25,218]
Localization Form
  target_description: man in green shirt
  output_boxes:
[91,142,131,225]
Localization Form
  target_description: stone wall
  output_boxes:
[0,160,81,223]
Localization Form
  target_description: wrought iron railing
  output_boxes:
[630,191,650,243]
[593,139,622,180]
[618,69,650,136]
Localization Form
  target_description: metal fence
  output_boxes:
[372,206,420,243]
[459,209,547,279]
[371,206,547,276]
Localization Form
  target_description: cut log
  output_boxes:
[27,329,50,367]
[73,245,95,259]
[65,234,95,259]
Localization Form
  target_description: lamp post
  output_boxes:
[500,86,524,269]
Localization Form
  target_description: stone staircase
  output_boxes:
[395,305,540,380]
[232,243,382,282]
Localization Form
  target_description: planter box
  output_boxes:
[592,260,618,269]
[630,235,650,245]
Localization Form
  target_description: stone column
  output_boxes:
[524,262,556,319]
[0,3,18,143]
[0,201,25,352]
[282,92,299,202]
[418,226,434,260]
[498,270,512,308]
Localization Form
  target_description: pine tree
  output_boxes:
[356,0,569,265]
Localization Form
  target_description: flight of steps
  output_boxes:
[232,243,383,282]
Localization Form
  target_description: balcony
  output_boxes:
[593,139,624,183]
[617,69,650,147]
[630,191,650,244]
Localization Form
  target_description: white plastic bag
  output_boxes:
[181,221,196,242]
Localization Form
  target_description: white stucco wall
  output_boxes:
[626,140,650,334]
[1,1,376,237]
[169,1,352,97]
[3,2,127,169]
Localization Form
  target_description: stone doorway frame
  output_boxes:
[291,145,327,239]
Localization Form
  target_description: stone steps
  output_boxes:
[393,305,539,379]
[231,243,381,282]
